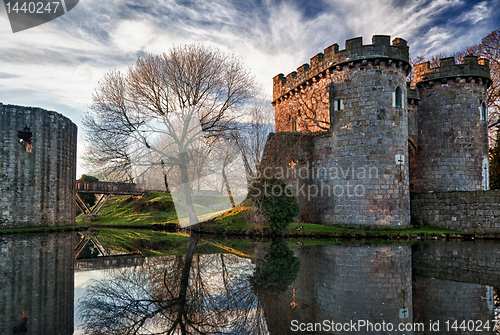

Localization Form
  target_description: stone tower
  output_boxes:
[269,35,411,227]
[411,57,490,191]
[0,104,77,227]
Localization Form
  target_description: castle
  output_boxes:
[263,35,491,228]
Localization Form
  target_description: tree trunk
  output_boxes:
[222,168,235,208]
[164,173,171,193]
[178,152,199,226]
[176,232,199,331]
[161,160,171,193]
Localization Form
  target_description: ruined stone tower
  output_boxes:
[264,35,490,228]
[0,103,77,227]
[411,57,491,191]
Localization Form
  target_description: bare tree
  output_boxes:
[407,55,426,85]
[231,102,274,183]
[472,29,500,133]
[83,45,256,225]
[212,140,243,206]
[189,139,213,195]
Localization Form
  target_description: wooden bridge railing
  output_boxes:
[76,181,143,195]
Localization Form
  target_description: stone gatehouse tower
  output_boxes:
[0,104,77,227]
[263,35,490,228]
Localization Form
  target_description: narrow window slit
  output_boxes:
[395,86,402,108]
[481,101,487,121]
[18,125,32,153]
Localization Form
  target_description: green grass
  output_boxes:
[78,192,176,226]
[212,204,253,229]
[93,228,232,257]
[78,192,242,227]
[286,222,461,236]
[200,205,467,238]
[76,191,479,239]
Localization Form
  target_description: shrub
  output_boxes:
[250,178,300,235]
[131,196,174,213]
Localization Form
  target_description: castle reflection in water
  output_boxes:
[275,242,496,335]
[0,234,75,335]
[0,233,498,334]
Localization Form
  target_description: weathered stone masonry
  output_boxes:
[412,57,490,192]
[269,35,412,227]
[264,35,491,228]
[0,103,77,227]
[411,190,500,233]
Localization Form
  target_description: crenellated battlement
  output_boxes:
[272,35,410,104]
[414,56,491,86]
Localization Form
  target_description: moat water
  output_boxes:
[1,231,500,334]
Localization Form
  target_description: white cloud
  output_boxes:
[1,0,494,110]
[0,0,498,175]
[461,1,489,24]
[111,20,157,54]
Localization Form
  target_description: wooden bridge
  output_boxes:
[76,181,144,221]
[75,254,145,272]
[76,181,143,195]
[75,232,144,271]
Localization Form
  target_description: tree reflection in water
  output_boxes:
[78,234,300,334]
[250,239,300,294]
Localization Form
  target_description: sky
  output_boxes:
[0,0,499,177]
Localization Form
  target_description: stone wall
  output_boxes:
[273,35,409,104]
[259,132,317,222]
[273,35,410,136]
[267,36,492,228]
[313,60,410,226]
[407,84,419,147]
[410,190,500,233]
[0,234,75,334]
[0,104,77,227]
[414,56,490,84]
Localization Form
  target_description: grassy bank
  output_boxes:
[198,200,469,239]
[202,209,467,240]
[4,191,489,239]
[78,192,244,227]
[92,228,235,257]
